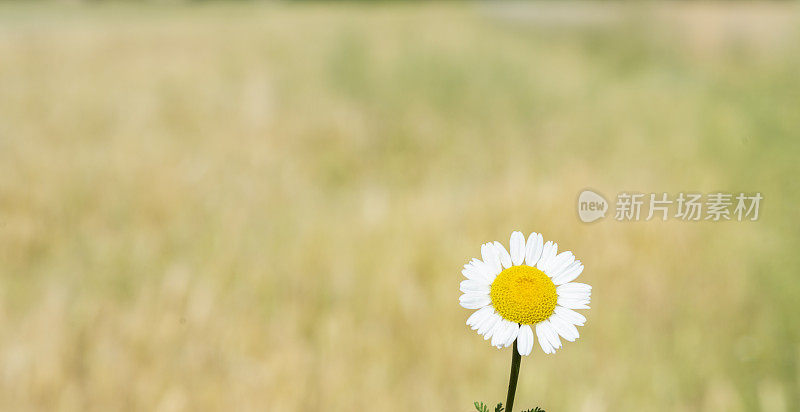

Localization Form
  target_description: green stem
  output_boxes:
[505,340,522,412]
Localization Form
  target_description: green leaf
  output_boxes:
[494,403,504,412]
[473,401,490,412]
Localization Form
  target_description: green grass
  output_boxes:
[0,2,799,411]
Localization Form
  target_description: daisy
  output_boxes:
[460,231,590,356]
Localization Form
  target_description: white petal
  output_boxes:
[554,306,586,326]
[509,231,526,266]
[557,298,590,310]
[485,317,505,341]
[557,282,592,294]
[525,324,536,355]
[525,233,543,266]
[481,262,499,283]
[478,312,501,335]
[548,257,575,280]
[557,294,591,304]
[459,293,491,309]
[541,320,562,350]
[548,314,579,342]
[536,241,558,273]
[481,243,502,276]
[500,321,515,348]
[517,325,534,356]
[460,279,490,294]
[504,323,520,348]
[553,262,584,285]
[547,251,574,277]
[462,259,491,283]
[516,325,528,354]
[467,306,494,329]
[535,322,555,354]
[557,289,591,301]
[499,321,516,348]
[491,320,511,347]
[489,320,504,346]
[493,241,512,270]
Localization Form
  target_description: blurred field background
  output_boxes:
[1,2,799,411]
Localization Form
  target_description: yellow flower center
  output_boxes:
[490,265,557,325]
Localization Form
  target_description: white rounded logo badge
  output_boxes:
[577,190,608,223]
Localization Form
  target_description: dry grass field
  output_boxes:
[1,2,799,411]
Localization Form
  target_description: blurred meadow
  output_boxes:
[1,2,800,411]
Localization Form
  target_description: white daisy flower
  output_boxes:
[460,231,590,356]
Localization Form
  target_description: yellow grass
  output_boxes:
[1,2,799,411]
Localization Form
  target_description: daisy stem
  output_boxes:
[505,340,522,412]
